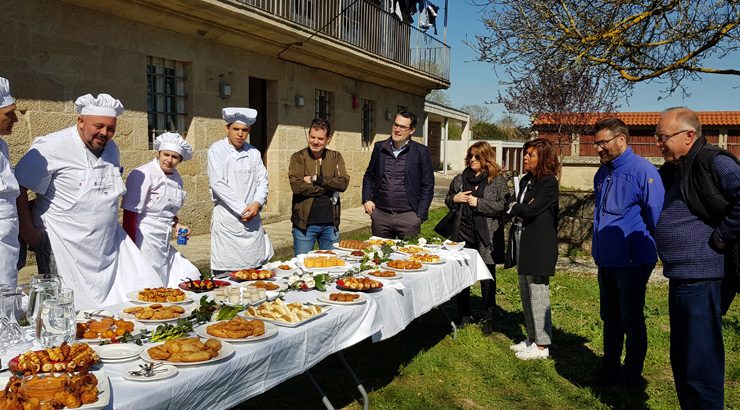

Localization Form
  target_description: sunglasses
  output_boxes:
[467,153,481,161]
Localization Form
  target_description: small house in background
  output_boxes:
[532,111,740,190]
[423,100,526,175]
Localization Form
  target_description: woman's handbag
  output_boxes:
[434,208,458,238]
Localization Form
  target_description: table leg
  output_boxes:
[304,370,335,410]
[436,306,458,340]
[337,351,369,410]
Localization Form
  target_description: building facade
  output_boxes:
[2,0,450,233]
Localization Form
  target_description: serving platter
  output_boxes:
[380,262,428,273]
[193,322,279,343]
[126,290,193,305]
[0,372,111,409]
[316,292,368,305]
[239,305,332,328]
[140,341,235,366]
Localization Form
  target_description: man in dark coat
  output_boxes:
[362,111,434,239]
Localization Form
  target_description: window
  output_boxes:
[147,57,188,149]
[315,89,332,120]
[361,99,375,147]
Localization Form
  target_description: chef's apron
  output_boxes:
[42,161,161,309]
[136,177,198,286]
[0,144,20,287]
[210,151,273,271]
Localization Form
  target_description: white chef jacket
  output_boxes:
[0,139,20,287]
[207,138,273,270]
[14,126,162,309]
[122,158,198,286]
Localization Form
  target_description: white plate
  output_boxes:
[240,281,288,292]
[194,321,279,343]
[307,249,349,257]
[126,290,193,305]
[141,340,235,366]
[361,269,404,280]
[380,262,428,273]
[239,305,332,328]
[123,364,178,382]
[395,246,428,255]
[297,260,351,273]
[0,372,111,409]
[316,292,367,305]
[410,257,447,265]
[119,306,192,323]
[76,321,147,344]
[93,343,144,361]
[75,310,115,321]
[332,242,372,252]
[443,240,466,251]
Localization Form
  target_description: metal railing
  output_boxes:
[231,0,450,81]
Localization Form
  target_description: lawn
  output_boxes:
[241,208,740,409]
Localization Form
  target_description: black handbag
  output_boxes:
[434,208,458,238]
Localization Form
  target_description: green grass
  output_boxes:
[239,211,740,410]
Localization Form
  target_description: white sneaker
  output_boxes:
[515,344,549,360]
[509,339,532,352]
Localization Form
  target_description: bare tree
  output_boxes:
[471,0,740,94]
[460,104,492,126]
[427,90,452,106]
[499,59,621,167]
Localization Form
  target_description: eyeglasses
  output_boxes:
[467,153,481,161]
[592,134,623,149]
[392,122,412,131]
[654,129,691,144]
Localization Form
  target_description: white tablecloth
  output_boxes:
[2,249,492,409]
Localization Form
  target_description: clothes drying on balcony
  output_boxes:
[419,0,440,35]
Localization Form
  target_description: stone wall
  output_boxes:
[558,190,595,256]
[2,0,426,234]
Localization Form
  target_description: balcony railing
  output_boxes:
[232,0,450,81]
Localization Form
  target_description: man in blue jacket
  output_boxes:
[362,111,434,239]
[592,118,664,387]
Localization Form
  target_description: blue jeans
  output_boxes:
[669,279,724,410]
[598,264,653,378]
[292,225,338,256]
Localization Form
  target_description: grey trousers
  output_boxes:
[370,208,421,240]
[518,275,553,345]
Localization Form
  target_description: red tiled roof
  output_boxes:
[533,111,740,127]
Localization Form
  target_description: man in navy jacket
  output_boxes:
[362,111,434,239]
[592,118,664,387]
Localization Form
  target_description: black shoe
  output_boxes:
[459,315,473,328]
[620,374,647,390]
[482,307,495,334]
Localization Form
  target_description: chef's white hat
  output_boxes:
[222,107,257,126]
[74,93,124,117]
[154,132,193,161]
[0,77,16,109]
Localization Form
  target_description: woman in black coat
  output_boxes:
[507,138,559,360]
[444,141,509,333]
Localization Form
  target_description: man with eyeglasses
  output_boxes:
[654,107,739,409]
[590,118,664,388]
[362,111,434,239]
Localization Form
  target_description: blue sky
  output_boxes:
[441,2,740,123]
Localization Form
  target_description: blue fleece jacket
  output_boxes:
[592,147,665,267]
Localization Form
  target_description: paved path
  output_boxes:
[17,174,453,283]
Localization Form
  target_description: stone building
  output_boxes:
[2,0,450,233]
[532,111,740,190]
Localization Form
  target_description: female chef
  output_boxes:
[122,132,199,286]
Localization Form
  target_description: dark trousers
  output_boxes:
[597,264,653,378]
[457,264,496,317]
[669,279,724,410]
[370,208,421,240]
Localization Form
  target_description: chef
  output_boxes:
[15,93,161,308]
[122,132,199,286]
[208,107,273,274]
[0,77,20,287]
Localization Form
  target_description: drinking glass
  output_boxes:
[36,288,75,347]
[0,285,24,349]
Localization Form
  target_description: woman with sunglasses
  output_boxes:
[444,141,509,333]
[507,138,560,360]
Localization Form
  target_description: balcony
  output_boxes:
[234,0,450,81]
